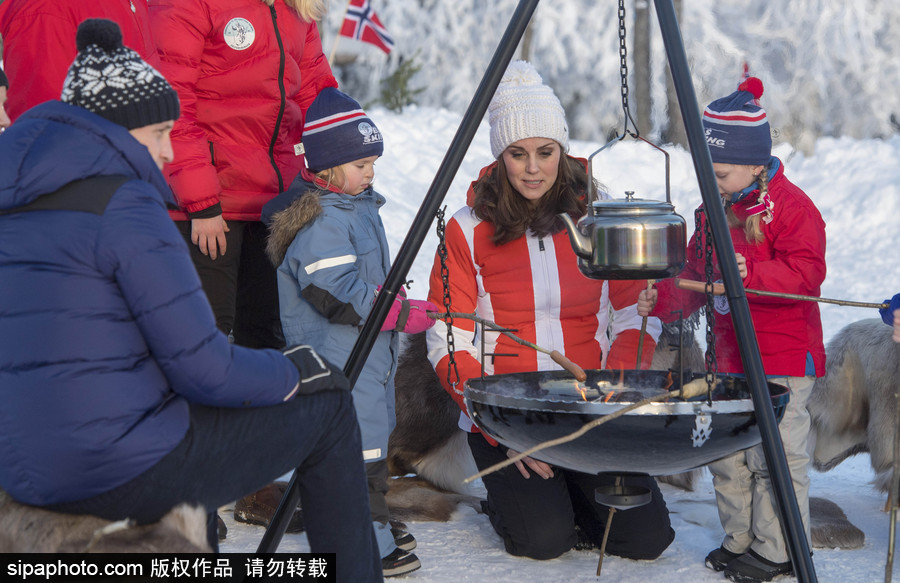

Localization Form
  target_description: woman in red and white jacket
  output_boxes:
[149,0,338,349]
[425,61,673,562]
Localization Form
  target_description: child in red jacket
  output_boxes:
[639,77,826,583]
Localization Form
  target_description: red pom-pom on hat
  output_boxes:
[738,77,764,100]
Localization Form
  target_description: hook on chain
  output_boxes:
[616,0,640,140]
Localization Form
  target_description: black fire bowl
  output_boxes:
[464,369,789,477]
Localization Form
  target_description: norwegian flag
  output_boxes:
[339,0,394,55]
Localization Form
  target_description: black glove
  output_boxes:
[283,345,350,396]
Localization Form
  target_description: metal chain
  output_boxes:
[617,0,639,138]
[435,206,461,392]
[701,209,718,398]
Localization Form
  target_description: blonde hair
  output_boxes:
[260,0,326,22]
[725,171,768,244]
[314,166,346,191]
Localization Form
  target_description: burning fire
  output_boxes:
[571,369,674,403]
[577,386,588,401]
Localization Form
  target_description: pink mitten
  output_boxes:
[380,297,438,333]
[403,299,439,334]
[380,296,409,332]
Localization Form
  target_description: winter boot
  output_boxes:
[705,545,742,571]
[381,547,421,577]
[216,513,227,541]
[233,481,304,533]
[724,550,793,583]
[391,524,416,552]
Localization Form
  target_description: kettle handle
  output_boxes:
[585,131,672,205]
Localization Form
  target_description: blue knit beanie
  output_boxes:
[702,77,771,166]
[302,88,384,173]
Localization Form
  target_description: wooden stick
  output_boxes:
[327,0,351,67]
[428,311,587,382]
[674,278,890,310]
[597,505,616,576]
[636,280,655,368]
[462,378,711,484]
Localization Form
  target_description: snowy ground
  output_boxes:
[220,456,890,582]
[218,105,899,581]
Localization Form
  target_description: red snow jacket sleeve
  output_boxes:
[150,0,220,215]
[426,216,485,415]
[606,279,658,370]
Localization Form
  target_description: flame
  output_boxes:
[663,371,674,391]
[602,391,615,403]
[618,368,625,386]
[576,385,589,401]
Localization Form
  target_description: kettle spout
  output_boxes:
[557,213,592,260]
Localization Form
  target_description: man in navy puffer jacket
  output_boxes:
[0,19,380,581]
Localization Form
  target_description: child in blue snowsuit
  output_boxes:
[262,88,436,578]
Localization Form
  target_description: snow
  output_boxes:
[219,104,900,581]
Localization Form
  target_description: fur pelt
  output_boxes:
[0,489,210,553]
[808,318,900,496]
[265,190,322,267]
[388,332,478,495]
[386,477,482,523]
[809,496,865,549]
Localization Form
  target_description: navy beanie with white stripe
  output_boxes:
[302,88,384,173]
[702,77,771,166]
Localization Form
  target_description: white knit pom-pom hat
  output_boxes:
[488,60,569,159]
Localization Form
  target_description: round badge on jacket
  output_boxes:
[224,18,256,50]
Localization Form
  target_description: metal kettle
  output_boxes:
[558,136,687,280]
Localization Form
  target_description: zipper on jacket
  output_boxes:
[538,237,545,252]
[208,141,216,166]
[268,5,287,192]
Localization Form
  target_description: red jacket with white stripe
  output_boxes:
[426,162,660,435]
[149,0,338,221]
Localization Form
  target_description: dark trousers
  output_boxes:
[49,391,382,583]
[468,433,675,561]
[177,220,284,349]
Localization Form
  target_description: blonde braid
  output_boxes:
[744,171,767,243]
[724,171,767,244]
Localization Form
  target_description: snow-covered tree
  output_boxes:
[323,0,900,151]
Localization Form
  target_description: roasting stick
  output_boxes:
[428,311,587,382]
[463,378,712,484]
[674,278,890,310]
[635,280,655,368]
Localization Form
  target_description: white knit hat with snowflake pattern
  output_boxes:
[488,61,569,159]
[61,19,179,130]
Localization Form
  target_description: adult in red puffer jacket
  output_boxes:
[0,0,159,124]
[149,0,338,349]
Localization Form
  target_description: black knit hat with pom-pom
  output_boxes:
[61,18,179,129]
